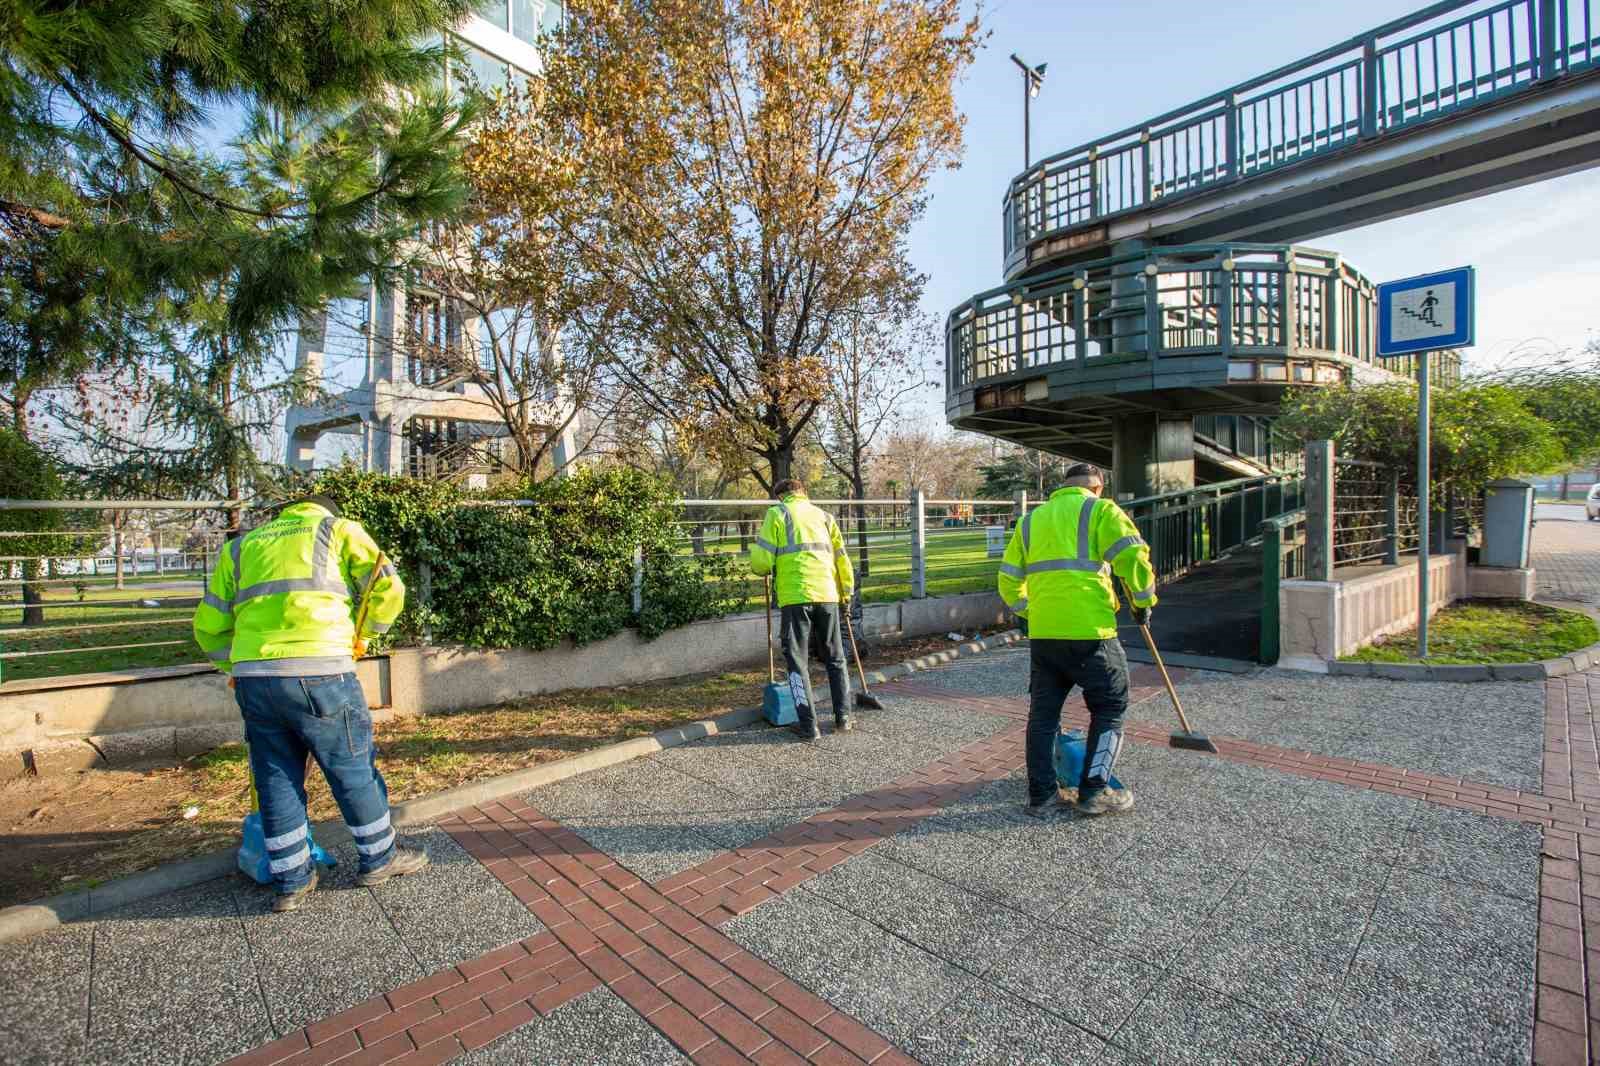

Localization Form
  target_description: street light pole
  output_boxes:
[1010,54,1047,169]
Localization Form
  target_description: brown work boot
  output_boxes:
[357,844,430,887]
[1075,787,1135,816]
[272,868,320,913]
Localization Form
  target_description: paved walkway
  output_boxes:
[1,652,1588,1066]
[1533,504,1600,606]
[3,517,1597,1066]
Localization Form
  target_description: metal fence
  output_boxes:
[2,480,1313,683]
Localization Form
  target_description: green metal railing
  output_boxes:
[947,243,1464,397]
[1115,473,1305,589]
[1258,511,1310,665]
[1002,0,1600,269]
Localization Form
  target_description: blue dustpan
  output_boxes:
[1055,729,1124,792]
[763,681,798,726]
[237,811,336,885]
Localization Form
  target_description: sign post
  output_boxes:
[1376,266,1475,659]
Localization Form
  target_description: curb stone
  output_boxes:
[1310,636,1600,682]
[0,628,1024,944]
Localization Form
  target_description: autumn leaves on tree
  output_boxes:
[468,0,980,491]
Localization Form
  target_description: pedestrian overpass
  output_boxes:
[1002,0,1600,276]
[949,0,1599,662]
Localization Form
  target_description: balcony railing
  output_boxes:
[1003,0,1600,268]
[947,243,1462,397]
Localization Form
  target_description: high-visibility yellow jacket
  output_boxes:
[192,501,405,676]
[997,487,1157,640]
[748,493,855,608]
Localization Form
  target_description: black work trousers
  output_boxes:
[780,602,850,727]
[1027,637,1130,804]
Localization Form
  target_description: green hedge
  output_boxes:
[313,468,746,650]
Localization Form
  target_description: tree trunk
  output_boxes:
[20,558,45,626]
[1561,472,1571,501]
[114,525,125,591]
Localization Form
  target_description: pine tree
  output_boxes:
[0,0,479,485]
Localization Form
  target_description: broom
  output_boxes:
[842,593,885,711]
[1117,578,1218,754]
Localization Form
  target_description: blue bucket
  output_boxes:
[1054,729,1124,792]
[237,811,336,885]
[763,681,798,726]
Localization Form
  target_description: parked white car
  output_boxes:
[1588,484,1600,520]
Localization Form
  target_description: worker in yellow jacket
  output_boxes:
[193,495,427,911]
[749,479,855,740]
[998,463,1157,818]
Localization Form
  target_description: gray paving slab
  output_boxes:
[723,888,975,1046]
[368,828,544,973]
[1393,804,1542,898]
[896,648,1031,697]
[1175,670,1545,788]
[461,986,688,1065]
[1113,975,1320,1065]
[80,880,270,1066]
[1324,958,1533,1065]
[984,917,1163,1039]
[0,922,92,1066]
[907,981,1107,1065]
[1359,868,1539,977]
[802,852,1033,974]
[1265,777,1422,864]
[232,852,424,1034]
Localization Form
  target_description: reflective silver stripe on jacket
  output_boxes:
[755,537,777,554]
[1012,597,1028,614]
[1104,534,1147,563]
[202,591,232,615]
[999,562,1024,579]
[1020,495,1107,574]
[1020,510,1034,553]
[207,646,232,661]
[229,536,243,588]
[775,503,832,556]
[234,577,350,605]
[367,619,393,634]
[312,516,337,579]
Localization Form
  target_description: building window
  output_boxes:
[476,0,509,32]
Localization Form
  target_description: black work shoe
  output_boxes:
[789,721,821,741]
[834,713,855,733]
[357,844,430,887]
[272,868,320,913]
[1075,788,1135,816]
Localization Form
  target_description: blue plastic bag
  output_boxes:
[763,681,798,726]
[237,811,336,885]
[1054,729,1124,793]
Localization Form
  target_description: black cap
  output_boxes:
[287,494,342,517]
[1064,462,1103,482]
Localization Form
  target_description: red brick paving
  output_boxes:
[222,662,1600,1066]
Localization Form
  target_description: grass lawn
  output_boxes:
[1342,600,1599,664]
[0,626,1010,908]
[0,581,202,681]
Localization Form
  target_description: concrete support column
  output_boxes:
[374,283,408,384]
[1305,440,1335,581]
[1111,414,1195,500]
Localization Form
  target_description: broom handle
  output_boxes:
[844,594,872,695]
[765,576,775,683]
[1116,577,1196,736]
[1137,622,1197,736]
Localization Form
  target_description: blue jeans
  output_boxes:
[1027,638,1130,804]
[235,673,396,893]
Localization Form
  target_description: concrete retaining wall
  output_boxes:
[1277,540,1536,671]
[0,590,1009,775]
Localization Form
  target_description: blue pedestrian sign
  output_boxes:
[1377,266,1475,356]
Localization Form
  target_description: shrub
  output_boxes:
[311,467,739,650]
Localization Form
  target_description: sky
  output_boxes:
[903,0,1600,424]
